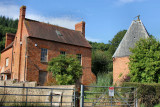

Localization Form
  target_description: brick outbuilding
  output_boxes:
[0,6,96,85]
[113,18,149,84]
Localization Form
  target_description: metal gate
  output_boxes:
[80,85,137,107]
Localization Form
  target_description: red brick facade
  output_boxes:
[0,47,13,80]
[0,6,96,85]
[26,37,96,85]
[113,57,130,84]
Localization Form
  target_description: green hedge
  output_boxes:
[122,82,160,107]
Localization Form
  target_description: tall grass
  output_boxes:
[90,72,113,92]
[93,72,113,86]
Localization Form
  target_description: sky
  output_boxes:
[0,0,160,43]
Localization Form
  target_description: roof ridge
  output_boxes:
[25,18,78,32]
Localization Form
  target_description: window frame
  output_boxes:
[76,54,82,65]
[5,57,9,67]
[41,48,48,62]
[60,51,66,55]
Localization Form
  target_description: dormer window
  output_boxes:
[56,30,62,36]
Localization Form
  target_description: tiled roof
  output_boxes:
[113,20,150,58]
[1,42,14,53]
[24,18,91,48]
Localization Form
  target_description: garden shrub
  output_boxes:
[122,82,160,107]
[47,55,82,85]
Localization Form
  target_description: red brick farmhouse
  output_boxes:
[0,6,96,85]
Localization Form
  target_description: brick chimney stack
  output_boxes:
[20,6,26,20]
[17,6,26,81]
[18,5,26,40]
[75,21,85,37]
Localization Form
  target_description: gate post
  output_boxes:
[134,88,138,107]
[80,85,84,107]
[135,88,138,107]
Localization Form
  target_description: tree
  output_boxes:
[129,37,160,83]
[108,30,127,55]
[92,50,112,76]
[89,41,110,51]
[89,30,127,75]
[47,55,82,85]
[0,16,18,52]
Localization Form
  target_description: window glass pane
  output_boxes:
[41,48,48,62]
[76,54,82,65]
[60,51,66,55]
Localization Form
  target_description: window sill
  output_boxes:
[41,61,48,64]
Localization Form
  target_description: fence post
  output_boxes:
[111,96,112,107]
[74,88,76,107]
[134,88,138,107]
[25,88,28,106]
[51,89,53,107]
[136,88,138,107]
[80,85,84,107]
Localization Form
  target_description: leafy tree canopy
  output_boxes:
[88,41,110,51]
[0,16,18,52]
[92,50,112,76]
[89,30,126,75]
[108,30,127,55]
[129,37,160,83]
[47,55,82,85]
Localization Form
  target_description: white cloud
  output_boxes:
[86,37,101,42]
[0,3,19,19]
[0,3,78,29]
[27,14,78,29]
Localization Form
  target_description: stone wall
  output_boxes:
[0,80,75,106]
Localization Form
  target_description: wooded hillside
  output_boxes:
[0,16,18,52]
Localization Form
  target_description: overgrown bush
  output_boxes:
[122,82,160,107]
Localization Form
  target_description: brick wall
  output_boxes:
[11,21,29,81]
[26,37,96,85]
[0,48,13,78]
[5,33,15,48]
[11,6,27,81]
[113,56,130,85]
